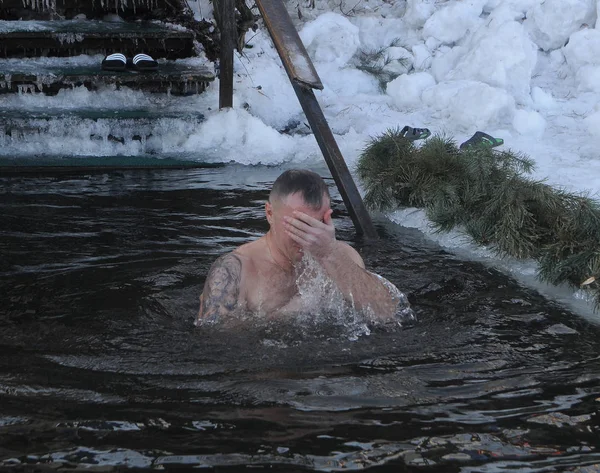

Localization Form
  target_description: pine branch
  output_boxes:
[356,129,600,309]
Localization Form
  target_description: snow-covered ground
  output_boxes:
[3,0,600,319]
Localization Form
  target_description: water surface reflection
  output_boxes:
[1,166,599,472]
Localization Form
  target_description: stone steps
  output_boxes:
[0,19,196,58]
[0,108,208,157]
[0,12,217,168]
[0,0,172,21]
[0,57,214,94]
[0,155,222,173]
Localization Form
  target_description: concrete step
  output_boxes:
[1,0,175,21]
[0,155,222,174]
[0,108,208,157]
[0,56,215,95]
[0,19,196,58]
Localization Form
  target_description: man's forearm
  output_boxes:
[318,248,398,318]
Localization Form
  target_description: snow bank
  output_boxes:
[403,0,436,28]
[422,80,515,131]
[446,21,538,104]
[576,65,600,92]
[422,0,485,45]
[525,0,596,51]
[386,72,436,110]
[299,12,360,67]
[380,47,414,76]
[563,28,600,69]
[181,108,319,165]
[531,86,557,110]
[513,109,546,137]
[232,32,302,129]
[563,29,600,91]
[411,43,433,71]
[585,111,600,138]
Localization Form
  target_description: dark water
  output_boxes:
[1,166,599,472]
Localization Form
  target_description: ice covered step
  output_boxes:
[1,0,173,19]
[0,56,214,95]
[0,20,195,58]
[0,155,223,173]
[0,109,207,157]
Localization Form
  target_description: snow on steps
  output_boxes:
[0,19,195,58]
[0,57,214,95]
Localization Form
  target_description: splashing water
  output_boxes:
[371,272,417,327]
[294,252,370,340]
[295,253,416,334]
[196,252,416,341]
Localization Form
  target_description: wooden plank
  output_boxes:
[219,0,235,109]
[255,0,323,90]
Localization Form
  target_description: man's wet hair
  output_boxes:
[269,169,330,209]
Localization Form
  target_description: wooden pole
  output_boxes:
[292,82,378,239]
[219,0,235,109]
[254,0,378,238]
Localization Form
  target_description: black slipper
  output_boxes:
[460,131,504,150]
[400,125,431,141]
[101,53,127,71]
[129,53,159,72]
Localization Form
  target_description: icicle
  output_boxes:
[17,84,35,94]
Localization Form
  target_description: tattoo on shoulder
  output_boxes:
[198,253,242,324]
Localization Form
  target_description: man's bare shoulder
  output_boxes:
[198,252,244,323]
[335,241,365,269]
[209,251,244,272]
[233,238,267,262]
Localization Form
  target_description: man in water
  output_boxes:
[197,169,412,323]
